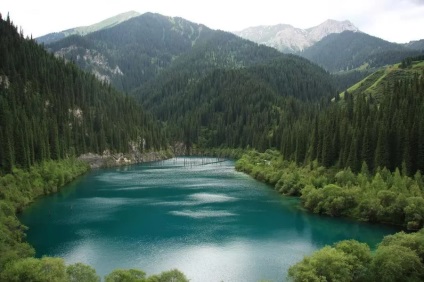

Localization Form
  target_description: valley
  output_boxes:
[1,7,424,281]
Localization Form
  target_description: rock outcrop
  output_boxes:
[78,149,173,169]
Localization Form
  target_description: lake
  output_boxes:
[20,157,399,281]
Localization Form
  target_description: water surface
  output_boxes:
[20,157,399,281]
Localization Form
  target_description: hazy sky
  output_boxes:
[2,0,424,43]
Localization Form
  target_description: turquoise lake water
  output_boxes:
[20,157,400,281]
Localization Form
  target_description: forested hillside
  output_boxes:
[235,57,424,229]
[301,31,424,72]
[0,15,166,173]
[138,54,335,150]
[45,12,339,151]
[234,58,424,280]
[283,59,424,174]
[342,58,424,99]
[47,13,218,92]
[41,11,424,175]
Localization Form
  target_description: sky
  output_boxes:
[1,0,424,43]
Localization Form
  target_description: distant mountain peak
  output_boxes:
[306,19,359,43]
[234,19,359,53]
[36,11,141,44]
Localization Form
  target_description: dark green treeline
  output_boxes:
[0,16,166,173]
[140,56,335,151]
[305,72,424,175]
[154,62,424,175]
[269,65,424,176]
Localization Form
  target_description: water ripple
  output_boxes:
[169,209,237,219]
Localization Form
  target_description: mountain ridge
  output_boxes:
[234,19,359,53]
[301,30,424,72]
[36,11,140,44]
[44,12,336,149]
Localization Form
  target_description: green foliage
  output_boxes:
[302,184,358,217]
[145,269,189,282]
[379,230,424,262]
[104,268,189,282]
[333,240,371,281]
[288,246,355,282]
[0,159,89,274]
[332,70,372,92]
[231,62,424,176]
[370,245,424,282]
[104,269,146,282]
[66,263,100,282]
[2,259,186,282]
[140,55,334,150]
[236,150,424,229]
[1,257,67,282]
[0,17,167,173]
[343,60,424,101]
[289,230,424,282]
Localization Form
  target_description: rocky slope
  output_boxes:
[234,19,358,53]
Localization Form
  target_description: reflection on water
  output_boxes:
[20,157,400,281]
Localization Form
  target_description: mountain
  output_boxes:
[235,19,424,77]
[301,31,424,72]
[36,11,140,45]
[46,13,219,92]
[405,39,424,50]
[138,55,335,149]
[234,19,358,53]
[0,15,165,172]
[45,12,336,149]
[46,12,290,93]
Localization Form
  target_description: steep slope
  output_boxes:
[136,29,286,100]
[44,12,337,151]
[237,57,424,175]
[234,19,358,53]
[47,13,218,92]
[47,12,289,94]
[0,16,165,172]
[138,53,335,149]
[301,31,423,72]
[36,11,140,45]
[341,56,424,100]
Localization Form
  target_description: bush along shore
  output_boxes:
[0,157,190,281]
[236,149,424,230]
[236,149,424,281]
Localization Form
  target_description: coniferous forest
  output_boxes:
[1,10,424,282]
[0,15,182,281]
[0,15,166,174]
